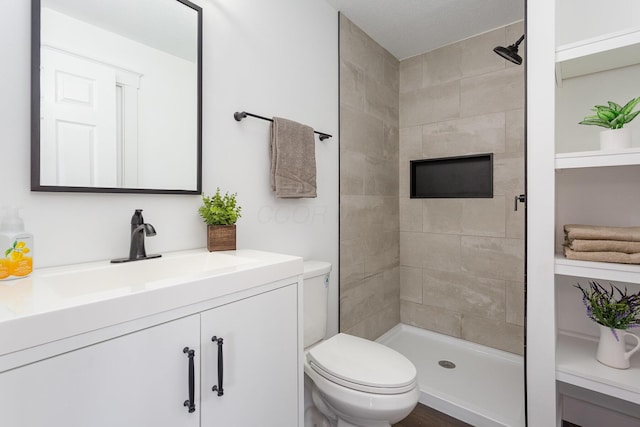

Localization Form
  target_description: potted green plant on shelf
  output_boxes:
[576,281,640,369]
[199,188,242,251]
[579,96,640,150]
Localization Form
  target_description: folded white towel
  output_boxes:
[270,117,317,198]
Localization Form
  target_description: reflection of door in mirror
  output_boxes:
[41,47,142,187]
[35,0,201,193]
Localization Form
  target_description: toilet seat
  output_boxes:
[306,333,417,395]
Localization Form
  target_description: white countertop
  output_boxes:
[0,249,303,357]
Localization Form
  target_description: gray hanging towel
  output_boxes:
[270,117,317,198]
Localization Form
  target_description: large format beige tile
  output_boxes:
[459,28,506,78]
[422,269,506,321]
[461,236,524,281]
[365,75,399,125]
[343,302,400,341]
[422,198,505,237]
[400,301,462,338]
[505,109,524,154]
[400,232,461,272]
[462,315,524,355]
[460,67,524,117]
[423,199,463,234]
[340,261,364,294]
[341,106,384,156]
[506,280,525,326]
[400,266,423,304]
[365,155,399,196]
[364,229,399,275]
[399,126,423,198]
[400,198,422,232]
[341,195,399,242]
[505,195,525,239]
[399,54,423,94]
[400,82,460,127]
[422,113,506,158]
[340,149,365,196]
[340,16,384,83]
[461,196,506,237]
[422,43,462,86]
[340,272,385,332]
[493,152,524,197]
[383,53,400,94]
[340,238,365,267]
[384,124,400,160]
[340,59,365,111]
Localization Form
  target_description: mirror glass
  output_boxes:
[32,0,202,194]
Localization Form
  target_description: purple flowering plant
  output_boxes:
[576,281,640,339]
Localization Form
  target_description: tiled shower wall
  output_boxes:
[398,22,526,354]
[339,15,401,340]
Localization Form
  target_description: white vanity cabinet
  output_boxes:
[0,314,202,427]
[0,250,304,427]
[200,284,299,426]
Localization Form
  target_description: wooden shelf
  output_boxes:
[555,147,640,169]
[556,27,640,82]
[557,332,640,405]
[555,255,640,284]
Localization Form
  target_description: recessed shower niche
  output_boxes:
[410,153,494,199]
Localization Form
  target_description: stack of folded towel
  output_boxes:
[563,224,640,264]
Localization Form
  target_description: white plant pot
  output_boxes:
[596,325,640,369]
[600,128,632,151]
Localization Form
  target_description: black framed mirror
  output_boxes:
[31,0,202,194]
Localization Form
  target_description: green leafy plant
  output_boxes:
[199,188,242,226]
[579,96,640,129]
[576,281,640,337]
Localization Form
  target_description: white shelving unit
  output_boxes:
[556,27,640,83]
[554,23,640,416]
[556,147,640,170]
[555,255,640,284]
[557,333,640,405]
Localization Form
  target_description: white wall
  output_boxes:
[556,0,640,46]
[1,0,340,335]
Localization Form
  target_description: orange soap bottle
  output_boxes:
[0,207,33,281]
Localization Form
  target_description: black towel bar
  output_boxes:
[234,111,332,141]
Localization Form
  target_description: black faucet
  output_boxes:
[111,209,161,263]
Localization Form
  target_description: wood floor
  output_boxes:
[393,403,472,427]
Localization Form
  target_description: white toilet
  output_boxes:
[303,261,419,427]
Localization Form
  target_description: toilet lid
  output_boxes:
[307,333,417,394]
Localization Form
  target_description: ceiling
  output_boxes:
[42,0,198,62]
[325,0,524,60]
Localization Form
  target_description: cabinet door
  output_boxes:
[0,315,200,427]
[201,284,299,426]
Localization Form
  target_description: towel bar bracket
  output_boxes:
[234,111,332,141]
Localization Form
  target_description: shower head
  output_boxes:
[493,34,525,65]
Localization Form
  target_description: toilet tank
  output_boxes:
[303,260,332,348]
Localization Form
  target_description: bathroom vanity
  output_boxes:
[0,249,303,426]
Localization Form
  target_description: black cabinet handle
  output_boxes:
[183,347,196,413]
[211,336,224,396]
[514,194,526,211]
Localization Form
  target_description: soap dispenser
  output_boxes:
[0,207,34,280]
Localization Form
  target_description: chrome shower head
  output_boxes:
[493,34,525,65]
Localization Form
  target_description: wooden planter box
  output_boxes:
[207,225,236,251]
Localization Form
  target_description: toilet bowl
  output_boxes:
[303,261,418,427]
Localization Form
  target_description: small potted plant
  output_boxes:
[579,96,640,150]
[576,281,640,369]
[199,188,242,251]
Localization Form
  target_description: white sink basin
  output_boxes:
[37,251,257,297]
[0,249,303,357]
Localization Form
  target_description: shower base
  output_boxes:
[378,323,525,427]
